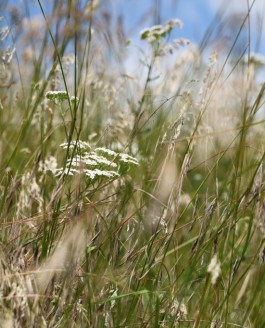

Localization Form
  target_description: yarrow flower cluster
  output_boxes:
[54,141,139,181]
[46,90,79,106]
[119,153,139,166]
[70,95,79,105]
[60,140,90,150]
[140,19,183,43]
[46,90,68,102]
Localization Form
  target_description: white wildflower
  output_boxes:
[140,28,149,37]
[70,95,79,104]
[140,19,183,43]
[66,157,83,167]
[88,153,117,167]
[66,155,98,167]
[84,169,119,180]
[167,18,183,29]
[60,140,90,150]
[82,158,98,166]
[54,141,138,182]
[46,90,68,102]
[84,169,97,180]
[119,153,139,165]
[207,254,221,285]
[95,147,118,157]
[149,25,163,32]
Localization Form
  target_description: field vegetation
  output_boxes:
[1,0,265,327]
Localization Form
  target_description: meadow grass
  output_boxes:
[1,1,265,327]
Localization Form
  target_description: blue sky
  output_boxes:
[4,0,265,53]
[117,0,215,41]
[3,0,265,73]
[101,0,265,54]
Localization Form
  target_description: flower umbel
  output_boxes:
[46,90,68,102]
[53,140,139,181]
[140,19,183,43]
